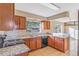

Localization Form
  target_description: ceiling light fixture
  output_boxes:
[41,3,60,10]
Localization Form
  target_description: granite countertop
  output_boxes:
[52,33,69,38]
[0,44,30,56]
[18,33,69,39]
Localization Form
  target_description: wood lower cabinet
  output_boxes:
[55,37,69,52]
[24,36,42,50]
[29,38,36,50]
[48,36,69,52]
[48,36,55,48]
[51,37,55,47]
[55,37,64,51]
[48,36,52,46]
[63,38,69,52]
[24,39,30,47]
[36,36,42,49]
[16,52,28,56]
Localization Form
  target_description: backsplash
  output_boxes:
[0,31,5,35]
[0,30,27,41]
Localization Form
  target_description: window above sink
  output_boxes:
[26,19,41,33]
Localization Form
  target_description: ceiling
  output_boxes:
[53,17,70,22]
[15,3,79,17]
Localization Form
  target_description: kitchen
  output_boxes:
[0,3,78,56]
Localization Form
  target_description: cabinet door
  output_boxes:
[58,38,64,51]
[55,37,64,51]
[55,37,59,49]
[29,38,36,50]
[0,3,14,31]
[43,21,50,30]
[0,4,2,30]
[19,16,26,29]
[51,36,55,47]
[0,14,2,30]
[47,21,50,29]
[64,38,69,52]
[14,16,20,29]
[36,36,42,49]
[14,16,26,29]
[48,36,52,46]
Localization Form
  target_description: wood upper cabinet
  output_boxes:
[19,16,26,29]
[0,3,14,31]
[43,20,50,30]
[14,15,26,29]
[0,15,2,29]
[14,16,20,29]
[36,36,42,49]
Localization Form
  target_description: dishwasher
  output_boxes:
[41,36,48,48]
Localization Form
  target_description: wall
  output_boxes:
[15,10,47,21]
[47,11,69,20]
[64,21,78,33]
[0,30,27,40]
[0,10,69,35]
[47,11,69,34]
[68,10,78,56]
